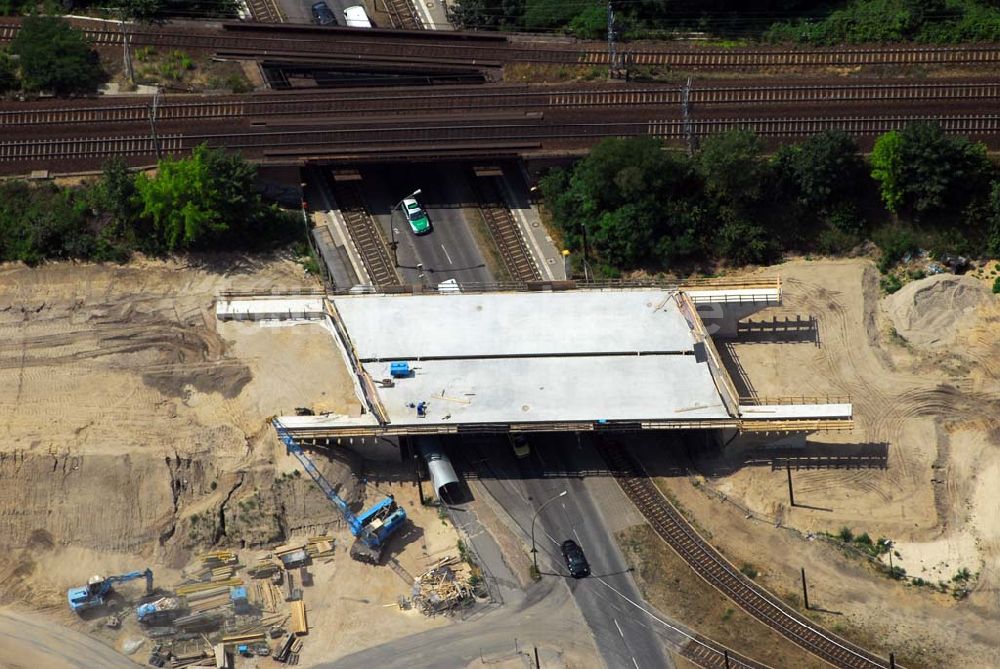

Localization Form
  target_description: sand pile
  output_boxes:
[885,274,992,349]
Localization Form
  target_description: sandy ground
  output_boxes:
[646,258,1000,668]
[0,258,455,667]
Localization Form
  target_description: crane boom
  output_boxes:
[273,420,361,535]
[272,419,407,564]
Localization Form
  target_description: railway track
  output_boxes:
[244,0,285,23]
[470,173,542,282]
[4,80,1000,127]
[597,441,898,669]
[3,19,1000,71]
[385,0,424,30]
[4,112,1000,174]
[329,181,399,288]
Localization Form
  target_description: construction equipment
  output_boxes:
[273,420,407,564]
[136,596,183,624]
[67,568,153,613]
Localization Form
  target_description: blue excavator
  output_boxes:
[67,569,153,613]
[273,419,406,564]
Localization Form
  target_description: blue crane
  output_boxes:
[273,420,406,563]
[67,569,153,613]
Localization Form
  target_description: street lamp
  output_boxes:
[391,188,422,268]
[531,490,567,572]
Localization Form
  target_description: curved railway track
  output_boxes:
[3,80,998,127]
[3,20,1000,70]
[597,441,898,669]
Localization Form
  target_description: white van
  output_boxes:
[343,5,372,27]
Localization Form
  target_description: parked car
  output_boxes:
[560,540,590,578]
[509,434,530,459]
[402,197,431,234]
[343,4,373,27]
[311,1,338,25]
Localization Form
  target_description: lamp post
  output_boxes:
[391,188,422,268]
[531,490,567,571]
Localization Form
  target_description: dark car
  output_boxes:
[560,540,590,578]
[311,1,338,25]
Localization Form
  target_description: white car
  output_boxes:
[402,197,431,235]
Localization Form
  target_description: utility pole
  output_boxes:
[681,76,695,155]
[786,461,796,507]
[148,86,162,160]
[723,650,730,669]
[889,652,895,669]
[119,12,134,86]
[800,567,810,610]
[606,2,623,79]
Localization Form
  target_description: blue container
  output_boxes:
[390,361,410,378]
[230,586,248,601]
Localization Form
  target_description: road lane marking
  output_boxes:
[441,244,453,264]
[632,657,640,669]
[573,528,582,543]
[614,618,624,639]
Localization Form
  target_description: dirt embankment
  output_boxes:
[651,259,1000,668]
[0,258,364,615]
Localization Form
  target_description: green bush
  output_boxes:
[837,526,854,543]
[992,277,1000,294]
[875,227,919,273]
[881,274,903,294]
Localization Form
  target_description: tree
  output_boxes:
[89,158,145,253]
[0,52,17,94]
[697,129,767,211]
[134,145,291,252]
[0,181,93,264]
[870,122,992,219]
[135,146,233,250]
[870,129,905,212]
[9,17,103,95]
[987,182,1000,258]
[773,130,864,213]
[541,136,705,271]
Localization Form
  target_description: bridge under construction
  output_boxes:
[216,279,852,439]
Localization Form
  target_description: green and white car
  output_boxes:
[403,197,432,235]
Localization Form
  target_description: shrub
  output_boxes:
[837,526,854,543]
[881,274,903,294]
[993,277,1000,294]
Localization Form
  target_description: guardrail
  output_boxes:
[739,395,852,406]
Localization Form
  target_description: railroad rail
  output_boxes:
[3,80,999,127]
[2,19,1000,71]
[329,181,399,288]
[385,0,424,30]
[470,172,542,282]
[4,112,1000,175]
[244,0,285,23]
[597,441,899,669]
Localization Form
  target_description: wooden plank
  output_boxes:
[289,600,308,636]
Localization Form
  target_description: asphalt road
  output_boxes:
[277,0,359,27]
[0,608,139,669]
[362,163,493,285]
[496,434,676,669]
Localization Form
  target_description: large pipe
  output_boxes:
[417,437,460,504]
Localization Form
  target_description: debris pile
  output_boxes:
[410,556,473,616]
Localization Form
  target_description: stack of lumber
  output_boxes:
[176,578,242,596]
[289,600,308,636]
[222,631,266,645]
[186,587,231,614]
[251,580,282,613]
[273,543,305,558]
[411,556,472,616]
[248,556,280,579]
[305,536,335,559]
